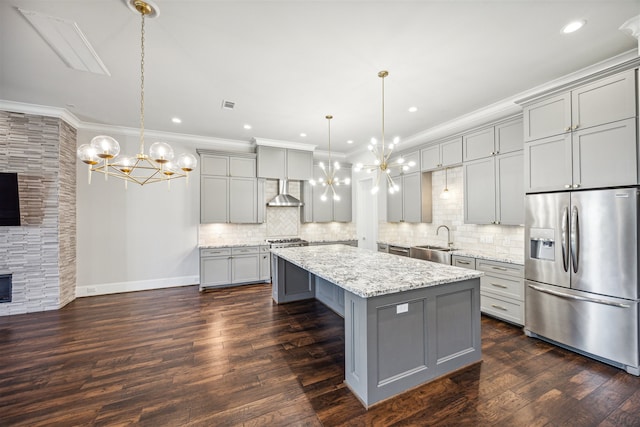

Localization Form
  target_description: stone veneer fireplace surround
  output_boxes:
[0,110,77,316]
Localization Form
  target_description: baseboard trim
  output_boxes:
[76,275,199,297]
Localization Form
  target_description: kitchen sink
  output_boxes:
[409,245,457,265]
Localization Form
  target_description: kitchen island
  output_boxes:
[270,244,483,407]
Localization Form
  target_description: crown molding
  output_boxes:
[313,149,348,161]
[253,137,317,151]
[0,100,82,129]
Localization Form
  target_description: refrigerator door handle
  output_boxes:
[527,284,631,308]
[570,206,579,273]
[561,207,569,272]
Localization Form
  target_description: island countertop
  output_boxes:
[270,244,483,298]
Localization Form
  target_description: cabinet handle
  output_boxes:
[491,151,495,156]
[490,283,508,289]
[573,124,579,130]
[491,266,508,271]
[565,126,571,132]
[458,260,471,265]
[491,304,508,311]
[495,151,499,155]
[572,184,580,188]
[564,184,571,189]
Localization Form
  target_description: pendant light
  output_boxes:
[310,115,350,201]
[76,0,197,188]
[441,167,450,199]
[354,70,415,194]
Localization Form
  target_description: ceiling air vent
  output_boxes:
[221,100,235,110]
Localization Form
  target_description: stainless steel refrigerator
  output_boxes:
[524,187,639,375]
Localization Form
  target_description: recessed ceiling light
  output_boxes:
[347,140,354,144]
[300,133,307,137]
[243,124,252,130]
[562,20,586,34]
[171,117,182,124]
[408,106,418,113]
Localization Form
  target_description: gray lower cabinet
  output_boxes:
[452,255,524,326]
[315,276,344,317]
[259,246,271,282]
[464,150,524,225]
[200,246,269,290]
[524,117,637,192]
[377,243,389,253]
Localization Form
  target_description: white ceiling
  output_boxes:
[1,0,638,155]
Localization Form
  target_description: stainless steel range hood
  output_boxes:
[267,179,303,207]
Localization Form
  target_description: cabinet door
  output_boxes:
[201,256,231,287]
[257,146,286,179]
[259,250,271,282]
[287,149,313,180]
[464,157,496,224]
[231,254,260,284]
[421,145,440,171]
[201,176,228,223]
[572,118,637,190]
[387,176,403,222]
[441,137,463,167]
[496,151,524,226]
[230,157,256,177]
[229,178,257,223]
[402,151,420,171]
[495,118,523,155]
[312,188,334,222]
[524,134,572,193]
[523,92,571,142]
[572,69,636,131]
[333,170,352,222]
[402,172,422,223]
[201,155,229,176]
[299,181,314,223]
[463,126,495,161]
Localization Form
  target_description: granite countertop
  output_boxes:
[200,242,267,249]
[377,241,524,266]
[270,244,483,298]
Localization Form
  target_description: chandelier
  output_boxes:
[310,115,350,201]
[76,0,197,188]
[355,70,415,194]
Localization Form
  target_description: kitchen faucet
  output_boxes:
[437,225,454,248]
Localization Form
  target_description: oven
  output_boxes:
[266,238,309,249]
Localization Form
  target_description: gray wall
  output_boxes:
[0,110,77,315]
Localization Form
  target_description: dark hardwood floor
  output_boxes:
[1,284,639,426]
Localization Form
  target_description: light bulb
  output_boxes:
[397,158,404,164]
[402,165,409,171]
[321,194,327,201]
[371,186,379,194]
[309,179,316,186]
[393,136,400,144]
[176,153,197,171]
[355,163,363,171]
[334,162,340,170]
[408,161,416,167]
[77,144,98,165]
[333,194,340,201]
[90,135,120,159]
[319,162,325,170]
[441,188,450,199]
[344,178,351,185]
[149,142,174,163]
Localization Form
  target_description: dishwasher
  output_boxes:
[388,245,410,257]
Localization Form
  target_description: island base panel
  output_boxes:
[345,279,481,407]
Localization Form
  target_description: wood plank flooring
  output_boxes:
[1,283,639,426]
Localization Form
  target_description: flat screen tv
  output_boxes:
[0,172,21,226]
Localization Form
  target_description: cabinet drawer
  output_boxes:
[481,293,524,325]
[201,248,232,257]
[232,246,259,255]
[452,256,476,269]
[476,259,523,278]
[481,275,524,301]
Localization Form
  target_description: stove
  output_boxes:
[266,238,309,248]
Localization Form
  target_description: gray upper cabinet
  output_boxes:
[198,150,261,224]
[421,137,462,171]
[256,146,286,179]
[464,150,523,225]
[257,146,313,180]
[463,118,523,162]
[523,69,636,142]
[387,171,431,223]
[463,126,495,161]
[301,164,352,223]
[524,117,637,193]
